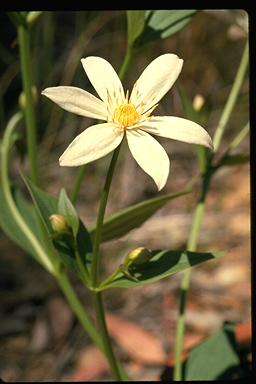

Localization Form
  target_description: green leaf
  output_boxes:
[99,250,224,290]
[58,189,79,236]
[220,153,249,167]
[184,322,243,380]
[21,175,58,234]
[0,186,40,257]
[135,10,196,47]
[76,220,93,264]
[89,189,190,243]
[21,175,92,275]
[127,11,145,48]
[52,239,79,273]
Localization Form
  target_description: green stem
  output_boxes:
[58,272,128,379]
[226,121,250,152]
[93,292,122,380]
[71,165,86,204]
[213,41,249,152]
[215,122,250,170]
[118,47,133,81]
[89,145,122,381]
[173,41,249,380]
[173,172,211,381]
[57,271,104,350]
[91,145,121,287]
[17,21,39,185]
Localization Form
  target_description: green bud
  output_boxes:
[49,214,69,233]
[125,247,153,266]
[19,86,38,109]
[192,94,205,112]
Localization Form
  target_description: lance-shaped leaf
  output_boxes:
[58,188,79,236]
[219,153,249,167]
[184,322,242,380]
[21,175,61,261]
[89,189,190,243]
[0,186,42,257]
[127,11,145,48]
[99,249,225,290]
[134,10,197,47]
[22,175,58,234]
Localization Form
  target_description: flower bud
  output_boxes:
[19,86,38,109]
[125,247,153,266]
[192,94,205,112]
[49,214,69,233]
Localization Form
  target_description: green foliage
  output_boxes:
[0,186,42,257]
[89,189,190,243]
[127,11,145,48]
[22,175,58,233]
[22,176,92,275]
[219,153,249,167]
[58,189,79,236]
[99,250,224,290]
[127,10,197,48]
[184,323,243,380]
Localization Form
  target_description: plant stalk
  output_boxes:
[212,41,249,152]
[18,21,39,185]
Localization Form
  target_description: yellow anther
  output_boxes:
[113,103,140,128]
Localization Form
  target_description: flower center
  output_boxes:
[113,103,140,128]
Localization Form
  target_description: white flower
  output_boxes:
[42,54,213,190]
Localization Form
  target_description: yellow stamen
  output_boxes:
[113,103,140,128]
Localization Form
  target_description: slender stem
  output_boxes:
[89,145,122,380]
[71,164,86,204]
[173,171,211,380]
[57,271,104,350]
[118,47,133,81]
[213,41,249,152]
[227,121,250,152]
[93,292,122,380]
[215,122,250,170]
[17,21,39,185]
[91,146,121,287]
[173,41,249,380]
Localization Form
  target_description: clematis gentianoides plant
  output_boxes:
[42,54,213,190]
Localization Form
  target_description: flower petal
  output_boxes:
[59,123,124,166]
[126,129,170,191]
[130,54,183,113]
[81,56,124,106]
[42,86,107,120]
[141,116,213,150]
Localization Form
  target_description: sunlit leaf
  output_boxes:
[184,322,243,380]
[89,189,190,243]
[127,11,145,48]
[133,10,197,47]
[99,249,224,290]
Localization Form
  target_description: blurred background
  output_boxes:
[0,10,250,381]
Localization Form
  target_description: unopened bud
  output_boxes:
[19,86,38,109]
[125,247,153,266]
[49,214,69,233]
[192,94,205,112]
